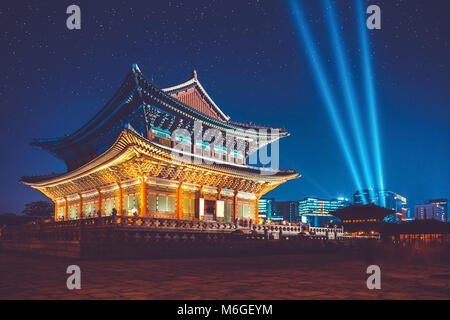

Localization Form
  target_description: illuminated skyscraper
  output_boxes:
[353,189,408,219]
[415,203,446,222]
[427,199,448,222]
[277,201,300,222]
[296,197,349,226]
[298,197,349,215]
[258,198,275,221]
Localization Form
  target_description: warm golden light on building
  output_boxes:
[21,65,299,224]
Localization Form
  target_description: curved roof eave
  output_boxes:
[21,128,300,188]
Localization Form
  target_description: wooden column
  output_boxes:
[217,188,222,201]
[195,186,203,220]
[176,183,183,220]
[64,197,69,221]
[216,188,222,221]
[97,189,102,217]
[233,190,238,222]
[254,196,260,225]
[54,200,58,221]
[79,194,83,219]
[118,183,123,215]
[140,179,147,217]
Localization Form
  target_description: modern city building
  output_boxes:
[415,203,446,222]
[300,213,339,227]
[337,197,351,208]
[258,198,275,221]
[298,197,349,215]
[428,199,448,222]
[20,65,299,224]
[277,200,299,222]
[353,189,409,220]
[295,197,349,227]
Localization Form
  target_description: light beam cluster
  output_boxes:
[289,0,366,200]
[288,0,384,203]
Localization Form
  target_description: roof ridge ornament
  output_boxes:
[132,63,141,73]
[124,122,138,134]
[192,69,198,80]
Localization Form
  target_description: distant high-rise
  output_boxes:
[295,197,349,226]
[258,198,275,220]
[277,201,299,222]
[415,203,445,222]
[427,199,448,222]
[298,197,349,215]
[258,198,284,222]
[300,213,339,227]
[353,189,408,220]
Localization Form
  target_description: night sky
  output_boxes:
[0,0,448,214]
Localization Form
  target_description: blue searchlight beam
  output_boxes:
[288,0,366,201]
[322,0,376,203]
[356,0,386,206]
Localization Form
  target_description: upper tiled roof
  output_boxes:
[162,70,230,122]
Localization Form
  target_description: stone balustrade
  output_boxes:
[252,224,303,234]
[1,216,239,242]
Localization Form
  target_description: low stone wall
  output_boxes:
[0,226,379,260]
[5,217,446,261]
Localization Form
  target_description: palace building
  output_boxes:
[330,204,393,234]
[21,64,299,224]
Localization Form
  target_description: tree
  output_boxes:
[22,201,54,219]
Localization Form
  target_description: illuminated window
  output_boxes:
[148,193,176,214]
[102,197,119,216]
[150,127,171,147]
[195,140,211,157]
[68,204,79,220]
[183,197,195,220]
[82,201,98,218]
[124,193,139,214]
[57,206,65,220]
[214,145,227,161]
[174,134,192,152]
[238,203,255,219]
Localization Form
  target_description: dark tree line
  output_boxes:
[0,201,54,226]
[21,201,54,218]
